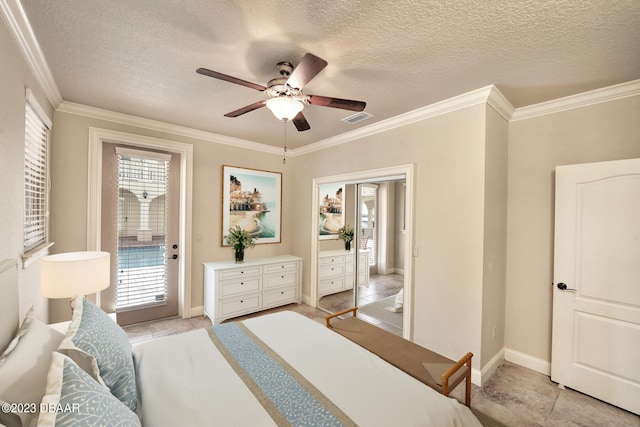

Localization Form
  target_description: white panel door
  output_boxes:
[552,158,640,415]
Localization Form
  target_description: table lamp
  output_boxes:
[41,251,110,307]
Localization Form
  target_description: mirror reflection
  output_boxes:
[318,179,406,336]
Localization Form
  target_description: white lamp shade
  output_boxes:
[266,97,304,121]
[41,251,110,298]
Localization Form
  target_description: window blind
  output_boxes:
[116,149,170,310]
[360,184,377,267]
[23,102,50,252]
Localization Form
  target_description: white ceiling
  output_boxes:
[18,0,640,149]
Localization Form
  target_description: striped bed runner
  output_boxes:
[208,322,357,427]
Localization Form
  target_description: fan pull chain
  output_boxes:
[282,119,288,165]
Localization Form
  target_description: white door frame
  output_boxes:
[310,164,414,340]
[87,127,194,318]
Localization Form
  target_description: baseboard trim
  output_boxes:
[504,348,551,376]
[189,305,204,318]
[475,348,505,386]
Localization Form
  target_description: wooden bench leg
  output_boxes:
[325,306,358,328]
[461,355,471,407]
[441,352,473,407]
[465,357,472,407]
[326,308,474,408]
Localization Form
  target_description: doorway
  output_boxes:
[86,128,193,323]
[312,165,414,339]
[101,145,180,325]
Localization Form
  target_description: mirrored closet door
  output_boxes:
[317,178,407,336]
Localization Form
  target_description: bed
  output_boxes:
[0,258,481,426]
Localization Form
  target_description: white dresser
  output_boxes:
[203,255,302,324]
[318,249,369,297]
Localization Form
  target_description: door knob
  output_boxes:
[557,282,576,292]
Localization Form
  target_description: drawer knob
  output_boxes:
[240,282,244,285]
[281,275,284,278]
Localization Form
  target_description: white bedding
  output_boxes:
[133,311,481,427]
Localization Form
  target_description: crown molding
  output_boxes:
[58,85,512,159]
[0,0,62,107]
[512,79,640,121]
[487,85,516,121]
[292,85,500,157]
[57,101,282,155]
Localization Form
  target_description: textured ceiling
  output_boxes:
[19,0,640,149]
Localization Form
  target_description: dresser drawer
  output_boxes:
[220,277,261,297]
[219,294,261,317]
[319,255,346,265]
[319,263,345,279]
[219,266,262,280]
[319,277,344,295]
[204,256,302,323]
[264,286,298,307]
[264,261,299,273]
[264,271,298,289]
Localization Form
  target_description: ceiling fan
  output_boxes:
[196,53,366,131]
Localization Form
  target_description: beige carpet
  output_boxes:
[358,296,403,329]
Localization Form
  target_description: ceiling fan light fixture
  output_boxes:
[266,97,304,121]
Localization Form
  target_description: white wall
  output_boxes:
[0,21,54,322]
[48,111,291,322]
[505,93,640,369]
[480,106,509,368]
[290,105,501,375]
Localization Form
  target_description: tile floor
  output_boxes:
[123,303,640,426]
[319,273,404,335]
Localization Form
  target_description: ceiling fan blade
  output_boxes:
[197,68,266,91]
[286,53,328,90]
[224,100,267,117]
[292,112,311,131]
[307,95,366,112]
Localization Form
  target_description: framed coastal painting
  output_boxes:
[221,165,282,245]
[318,183,344,240]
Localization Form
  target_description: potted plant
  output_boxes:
[225,225,257,263]
[338,224,354,251]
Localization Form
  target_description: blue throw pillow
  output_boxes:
[57,297,137,411]
[38,352,140,426]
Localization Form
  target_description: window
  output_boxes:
[360,184,377,267]
[115,147,171,311]
[23,90,52,258]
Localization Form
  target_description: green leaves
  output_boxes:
[225,225,257,250]
[338,224,354,243]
